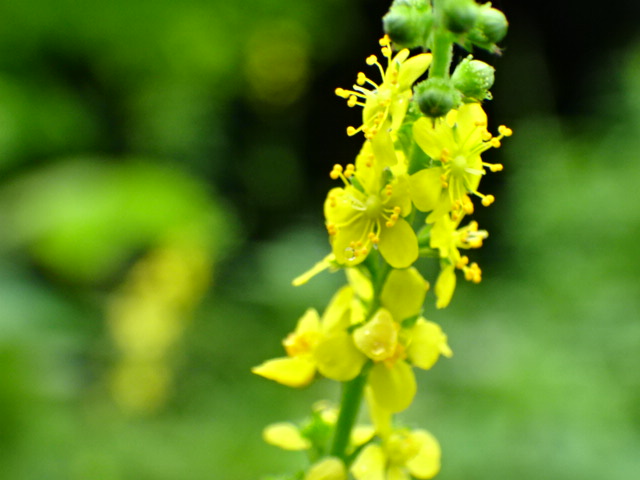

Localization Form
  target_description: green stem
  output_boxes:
[429,0,453,79]
[329,369,369,461]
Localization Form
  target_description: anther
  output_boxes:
[330,164,343,180]
[498,125,513,137]
[344,164,355,178]
[379,35,391,47]
[490,138,501,148]
[335,88,350,98]
[463,197,474,214]
[481,130,492,141]
[366,55,378,66]
[481,194,495,207]
[347,126,358,136]
[347,95,358,107]
[381,46,391,58]
[356,72,367,86]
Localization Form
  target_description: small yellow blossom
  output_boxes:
[325,141,417,269]
[430,214,488,308]
[354,309,452,413]
[409,102,510,222]
[252,308,321,387]
[336,35,432,139]
[253,287,367,386]
[263,422,312,451]
[351,428,441,480]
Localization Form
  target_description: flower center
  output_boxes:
[451,155,467,177]
[364,194,384,220]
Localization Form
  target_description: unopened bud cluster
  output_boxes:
[383,0,507,118]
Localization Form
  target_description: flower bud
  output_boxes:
[442,0,479,34]
[468,5,508,49]
[451,56,495,101]
[414,77,461,118]
[383,0,432,49]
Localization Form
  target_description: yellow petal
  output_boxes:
[407,319,452,370]
[370,129,398,169]
[252,357,316,387]
[405,430,441,479]
[345,268,373,302]
[352,425,376,447]
[295,308,321,335]
[314,332,367,381]
[321,286,354,333]
[380,268,429,322]
[368,361,416,413]
[351,444,386,480]
[434,265,456,309]
[409,168,444,212]
[365,386,393,439]
[387,465,411,480]
[305,457,348,480]
[413,117,454,160]
[353,309,398,361]
[263,422,311,451]
[378,217,418,269]
[398,53,432,91]
[454,102,486,146]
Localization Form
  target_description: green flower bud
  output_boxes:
[451,56,495,101]
[468,5,508,49]
[443,0,479,34]
[414,78,461,118]
[383,0,432,49]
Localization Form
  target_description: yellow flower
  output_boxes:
[336,35,432,139]
[409,103,511,222]
[252,308,322,387]
[325,141,417,269]
[354,309,452,413]
[253,286,367,386]
[351,428,442,480]
[430,214,488,308]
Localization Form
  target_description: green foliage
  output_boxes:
[0,0,639,479]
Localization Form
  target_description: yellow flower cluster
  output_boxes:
[254,30,510,480]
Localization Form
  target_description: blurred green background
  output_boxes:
[1,1,639,479]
